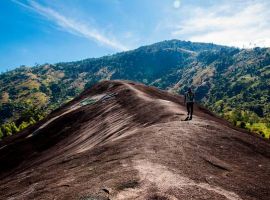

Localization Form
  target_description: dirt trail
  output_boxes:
[0,80,269,200]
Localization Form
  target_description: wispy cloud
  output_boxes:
[164,1,270,48]
[12,0,129,51]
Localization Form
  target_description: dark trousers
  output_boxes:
[186,102,194,116]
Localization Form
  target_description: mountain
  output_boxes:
[0,40,269,138]
[0,80,269,199]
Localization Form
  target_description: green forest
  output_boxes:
[0,40,269,139]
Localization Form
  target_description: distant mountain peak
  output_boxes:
[0,40,269,141]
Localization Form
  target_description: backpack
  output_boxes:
[186,92,194,102]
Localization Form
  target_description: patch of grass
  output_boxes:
[80,98,96,106]
[18,79,40,90]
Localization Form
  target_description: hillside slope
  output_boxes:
[0,40,269,139]
[0,80,269,200]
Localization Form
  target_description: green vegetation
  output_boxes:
[0,106,45,139]
[221,110,270,138]
[0,40,269,139]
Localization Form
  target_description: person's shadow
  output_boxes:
[181,116,190,121]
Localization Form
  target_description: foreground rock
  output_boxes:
[0,80,269,200]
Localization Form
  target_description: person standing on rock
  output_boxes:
[184,88,195,120]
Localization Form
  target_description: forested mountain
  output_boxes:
[0,40,269,139]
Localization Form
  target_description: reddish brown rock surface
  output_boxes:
[0,80,269,200]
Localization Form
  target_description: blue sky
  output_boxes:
[0,0,270,72]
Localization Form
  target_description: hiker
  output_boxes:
[184,88,195,120]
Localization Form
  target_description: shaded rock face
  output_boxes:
[0,80,270,200]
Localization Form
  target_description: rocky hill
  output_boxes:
[0,80,269,199]
[0,40,269,138]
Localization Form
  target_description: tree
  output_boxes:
[10,122,19,133]
[29,117,36,125]
[1,124,12,137]
[19,121,29,131]
[240,121,246,128]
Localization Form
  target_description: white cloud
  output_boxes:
[173,0,181,9]
[170,1,270,48]
[12,0,128,51]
